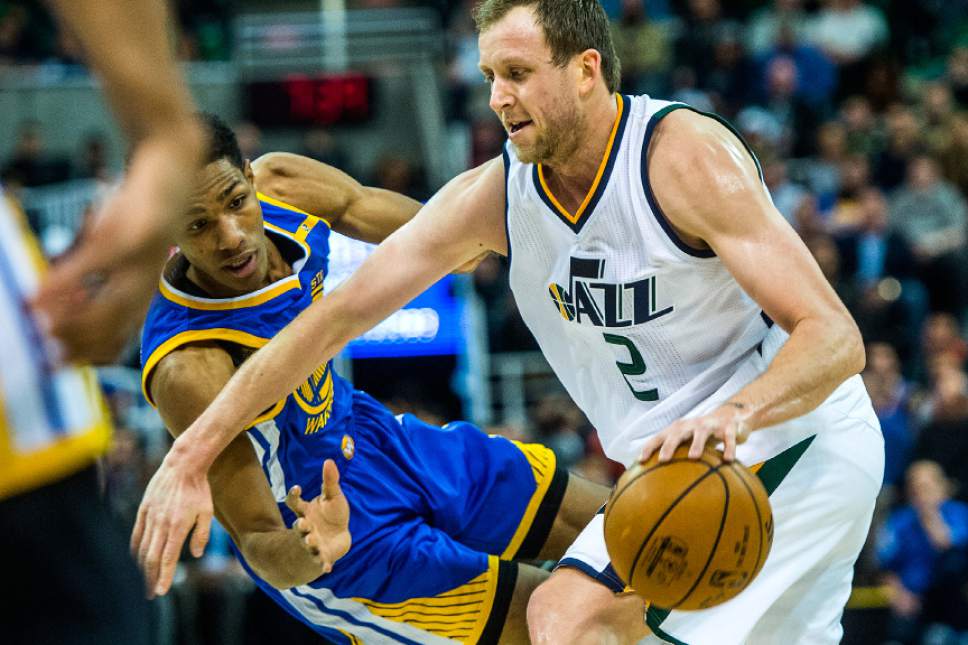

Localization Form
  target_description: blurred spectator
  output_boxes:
[806,0,888,67]
[703,24,755,117]
[791,193,827,240]
[235,121,265,162]
[863,343,913,489]
[746,0,809,57]
[838,187,928,366]
[0,3,29,63]
[756,22,836,111]
[873,104,923,192]
[935,112,968,198]
[674,0,730,80]
[669,65,716,113]
[889,155,968,318]
[914,365,968,493]
[827,154,870,231]
[612,0,673,96]
[805,234,853,306]
[920,313,968,383]
[74,132,111,182]
[371,154,429,201]
[792,120,846,208]
[445,0,481,123]
[921,81,958,154]
[877,461,968,644]
[762,157,809,224]
[299,128,347,170]
[1,120,73,188]
[752,53,823,157]
[840,95,882,158]
[948,46,968,107]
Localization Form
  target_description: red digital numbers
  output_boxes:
[282,74,370,125]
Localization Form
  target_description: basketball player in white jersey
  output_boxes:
[1,1,203,643]
[135,1,884,643]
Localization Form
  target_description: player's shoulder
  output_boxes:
[650,109,738,165]
[649,108,757,194]
[150,342,235,404]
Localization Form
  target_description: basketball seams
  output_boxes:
[622,465,718,589]
[604,456,721,536]
[725,463,768,585]
[670,466,730,609]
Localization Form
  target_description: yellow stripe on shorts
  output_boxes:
[352,555,500,644]
[499,441,557,559]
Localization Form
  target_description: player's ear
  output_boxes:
[577,48,602,96]
[243,159,255,186]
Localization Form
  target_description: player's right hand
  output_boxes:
[33,129,202,365]
[131,445,214,598]
[285,459,352,574]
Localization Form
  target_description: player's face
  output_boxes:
[177,159,269,297]
[478,6,584,165]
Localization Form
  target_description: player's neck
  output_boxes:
[541,93,619,204]
[187,235,292,299]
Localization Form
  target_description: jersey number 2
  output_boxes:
[603,333,659,402]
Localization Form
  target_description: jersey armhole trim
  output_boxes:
[640,104,766,260]
[141,328,286,429]
[141,328,268,406]
[502,144,512,266]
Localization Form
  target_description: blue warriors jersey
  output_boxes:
[141,194,563,644]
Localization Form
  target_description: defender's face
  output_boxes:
[478,6,583,165]
[177,159,268,297]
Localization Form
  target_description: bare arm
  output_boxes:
[643,111,864,461]
[252,152,423,244]
[175,156,507,470]
[134,156,507,595]
[143,345,340,591]
[36,0,204,363]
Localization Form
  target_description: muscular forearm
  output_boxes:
[239,528,327,589]
[728,317,865,431]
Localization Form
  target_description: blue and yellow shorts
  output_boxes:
[242,391,567,644]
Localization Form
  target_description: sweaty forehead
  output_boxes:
[479,6,548,65]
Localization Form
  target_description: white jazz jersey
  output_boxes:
[0,189,110,500]
[504,94,873,467]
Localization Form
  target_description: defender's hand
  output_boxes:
[285,459,351,574]
[639,403,752,463]
[131,447,214,598]
[33,137,196,365]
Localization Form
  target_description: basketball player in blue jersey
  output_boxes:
[138,114,607,644]
[1,1,205,644]
[136,2,884,644]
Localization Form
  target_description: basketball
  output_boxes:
[604,445,773,611]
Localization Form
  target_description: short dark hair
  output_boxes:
[473,0,621,93]
[199,112,244,170]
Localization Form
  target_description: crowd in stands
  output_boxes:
[0,0,232,64]
[4,1,968,643]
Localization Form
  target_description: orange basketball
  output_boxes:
[603,444,773,611]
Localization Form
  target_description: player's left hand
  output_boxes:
[639,403,752,463]
[285,459,352,574]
